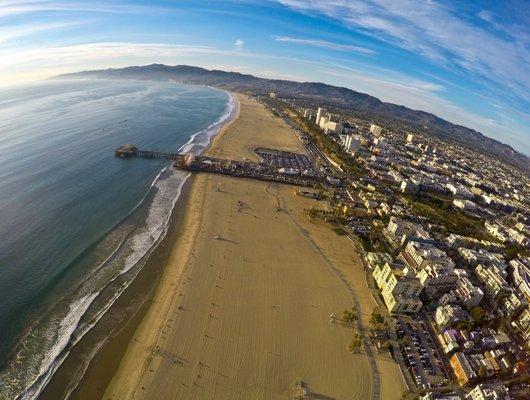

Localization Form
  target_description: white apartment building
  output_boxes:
[373,263,423,314]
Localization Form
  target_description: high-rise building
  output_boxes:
[315,107,325,125]
[343,135,361,153]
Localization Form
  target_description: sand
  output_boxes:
[102,94,404,400]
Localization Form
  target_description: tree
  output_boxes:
[470,306,486,322]
[371,311,385,325]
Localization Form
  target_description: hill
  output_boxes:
[56,64,529,172]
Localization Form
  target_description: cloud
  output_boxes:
[277,0,530,104]
[271,35,375,55]
[0,21,88,46]
[234,38,244,50]
[0,1,171,18]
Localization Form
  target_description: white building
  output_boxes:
[269,92,277,99]
[511,258,530,299]
[435,304,470,328]
[454,199,477,211]
[370,124,382,136]
[467,383,511,400]
[440,275,484,308]
[373,263,423,314]
[343,135,361,153]
[315,107,325,125]
[406,133,414,143]
[476,264,511,299]
[384,216,429,247]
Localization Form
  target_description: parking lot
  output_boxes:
[396,317,449,390]
[255,147,318,176]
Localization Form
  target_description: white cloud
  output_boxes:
[272,35,375,55]
[0,21,88,45]
[277,0,530,104]
[234,38,244,50]
[0,0,171,18]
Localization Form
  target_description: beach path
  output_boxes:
[102,94,400,400]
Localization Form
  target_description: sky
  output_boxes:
[1,1,529,155]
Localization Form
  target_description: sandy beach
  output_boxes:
[96,94,404,400]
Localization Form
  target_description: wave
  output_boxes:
[0,91,237,400]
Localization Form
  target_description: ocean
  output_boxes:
[0,79,235,399]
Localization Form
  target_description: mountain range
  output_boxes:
[56,64,529,172]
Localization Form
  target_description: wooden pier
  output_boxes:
[115,144,184,161]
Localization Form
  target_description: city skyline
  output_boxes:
[1,0,529,155]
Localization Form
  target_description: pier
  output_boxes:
[115,144,183,161]
[115,145,321,187]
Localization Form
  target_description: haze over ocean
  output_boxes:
[0,79,232,399]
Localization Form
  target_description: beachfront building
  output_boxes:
[373,262,423,314]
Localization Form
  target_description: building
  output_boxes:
[315,107,325,125]
[453,199,477,211]
[451,352,477,386]
[373,263,423,314]
[475,264,511,299]
[467,383,511,400]
[384,216,430,247]
[402,241,455,271]
[370,124,382,136]
[343,135,361,153]
[365,252,393,270]
[406,133,414,143]
[421,394,462,400]
[439,275,484,308]
[269,92,277,99]
[511,258,530,299]
[435,304,471,328]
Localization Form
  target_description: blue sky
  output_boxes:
[1,1,529,155]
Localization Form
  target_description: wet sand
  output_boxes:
[76,94,404,400]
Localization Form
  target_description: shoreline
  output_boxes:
[37,92,240,400]
[101,94,394,400]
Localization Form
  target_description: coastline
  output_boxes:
[101,94,397,400]
[37,91,240,400]
[44,92,404,400]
